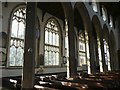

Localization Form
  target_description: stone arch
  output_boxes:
[103,24,112,71]
[109,30,118,70]
[92,15,102,39]
[8,3,26,39]
[74,2,92,34]
[74,2,96,74]
[37,2,77,78]
[57,2,77,77]
[7,4,26,67]
[22,2,76,88]
[44,17,62,37]
[92,15,103,72]
[43,17,62,67]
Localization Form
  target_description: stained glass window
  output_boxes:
[91,0,98,12]
[44,19,60,66]
[103,39,111,71]
[102,6,107,21]
[109,15,113,27]
[9,6,26,66]
[78,31,90,72]
[97,38,103,72]
[78,31,89,68]
[85,31,90,74]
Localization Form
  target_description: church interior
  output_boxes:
[0,1,120,90]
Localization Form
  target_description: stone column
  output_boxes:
[61,2,78,78]
[109,42,114,71]
[88,33,97,74]
[22,2,37,89]
[67,19,77,78]
[116,16,120,69]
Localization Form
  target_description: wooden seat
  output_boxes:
[2,71,120,90]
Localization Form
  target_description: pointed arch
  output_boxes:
[44,17,61,66]
[92,15,103,72]
[75,2,92,34]
[74,2,97,74]
[92,15,102,39]
[61,2,77,77]
[103,24,111,71]
[7,4,26,67]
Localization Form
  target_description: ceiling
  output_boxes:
[37,2,120,30]
[37,2,84,30]
[37,2,65,20]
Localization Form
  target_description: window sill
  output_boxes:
[2,66,22,69]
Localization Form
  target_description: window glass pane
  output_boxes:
[18,21,25,39]
[53,33,55,45]
[11,20,18,37]
[49,31,52,45]
[97,38,103,72]
[53,52,55,65]
[51,32,53,45]
[56,52,59,65]
[16,47,24,66]
[55,34,57,46]
[79,42,85,52]
[103,39,111,71]
[48,51,52,65]
[45,30,48,44]
[44,50,48,65]
[9,46,16,66]
[79,52,86,66]
[56,34,59,46]
[47,31,50,44]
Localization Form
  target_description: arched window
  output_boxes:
[102,5,107,21]
[97,38,103,72]
[103,39,111,71]
[8,6,26,66]
[78,31,90,73]
[44,18,60,66]
[91,0,98,12]
[78,32,86,67]
[109,15,113,27]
